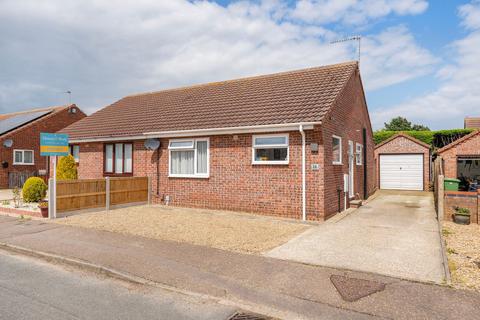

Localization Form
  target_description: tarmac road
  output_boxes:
[0,249,236,320]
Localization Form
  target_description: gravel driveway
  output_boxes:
[56,205,310,254]
[267,191,445,284]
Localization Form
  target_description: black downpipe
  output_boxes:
[363,128,367,199]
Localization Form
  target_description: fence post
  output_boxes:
[438,175,444,221]
[48,178,55,219]
[105,177,110,211]
[147,176,152,205]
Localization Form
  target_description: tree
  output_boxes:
[412,124,430,131]
[56,155,78,180]
[384,117,430,131]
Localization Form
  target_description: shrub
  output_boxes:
[373,130,434,146]
[454,207,470,216]
[22,177,47,202]
[56,155,78,180]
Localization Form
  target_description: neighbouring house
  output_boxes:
[374,133,430,191]
[464,117,480,129]
[0,105,86,188]
[437,130,480,224]
[59,61,375,221]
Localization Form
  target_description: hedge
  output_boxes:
[373,129,474,150]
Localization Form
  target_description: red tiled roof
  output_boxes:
[465,117,480,129]
[374,133,430,149]
[62,61,359,140]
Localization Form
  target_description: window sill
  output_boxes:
[169,174,209,179]
[103,172,133,177]
[252,161,289,165]
[13,163,34,166]
[332,162,343,166]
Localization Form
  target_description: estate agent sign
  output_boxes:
[40,133,69,156]
[40,133,69,219]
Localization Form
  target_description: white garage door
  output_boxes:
[380,154,424,191]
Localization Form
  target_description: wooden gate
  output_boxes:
[8,171,37,188]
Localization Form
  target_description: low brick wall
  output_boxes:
[444,191,479,224]
[0,207,43,218]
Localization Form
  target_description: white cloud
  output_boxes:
[371,1,480,130]
[0,0,434,115]
[361,25,438,90]
[459,0,480,30]
[290,0,428,25]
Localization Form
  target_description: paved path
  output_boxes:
[0,249,236,320]
[267,191,445,284]
[0,214,478,319]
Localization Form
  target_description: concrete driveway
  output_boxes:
[266,191,446,284]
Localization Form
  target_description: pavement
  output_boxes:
[0,214,478,319]
[267,191,445,284]
[0,189,13,201]
[0,249,237,320]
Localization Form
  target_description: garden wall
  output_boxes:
[444,191,479,224]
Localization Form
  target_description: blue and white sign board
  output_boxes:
[40,133,69,219]
[40,133,69,156]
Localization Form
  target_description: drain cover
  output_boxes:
[330,275,386,302]
[228,311,275,320]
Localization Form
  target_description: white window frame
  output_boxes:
[168,138,209,178]
[356,143,363,166]
[252,133,289,165]
[13,149,34,165]
[332,135,342,165]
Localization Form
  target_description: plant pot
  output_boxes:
[39,207,48,218]
[453,214,470,225]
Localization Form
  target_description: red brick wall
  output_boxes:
[374,136,430,191]
[0,105,86,188]
[321,70,376,218]
[439,132,480,179]
[444,191,479,224]
[71,131,324,220]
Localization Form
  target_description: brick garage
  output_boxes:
[0,105,85,188]
[437,130,480,182]
[374,133,430,191]
[60,62,376,221]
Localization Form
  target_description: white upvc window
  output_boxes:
[13,149,34,165]
[356,143,363,165]
[252,134,289,165]
[332,135,342,165]
[169,138,209,178]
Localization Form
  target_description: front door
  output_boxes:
[348,141,354,198]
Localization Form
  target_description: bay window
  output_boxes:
[104,143,133,175]
[169,138,209,178]
[252,134,289,164]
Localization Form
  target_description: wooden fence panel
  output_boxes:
[56,179,106,212]
[110,177,149,206]
[55,177,149,212]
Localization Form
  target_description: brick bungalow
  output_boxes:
[0,105,86,188]
[60,61,375,221]
[374,133,430,191]
[437,130,480,223]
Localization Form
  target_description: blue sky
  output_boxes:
[1,0,480,130]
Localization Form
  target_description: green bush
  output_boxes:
[373,130,434,146]
[56,155,78,180]
[22,177,47,202]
